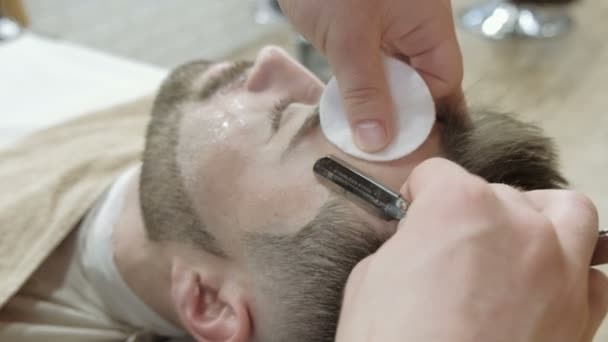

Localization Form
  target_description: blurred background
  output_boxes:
[1,2,607,336]
[5,0,294,67]
[1,0,593,77]
[4,0,605,219]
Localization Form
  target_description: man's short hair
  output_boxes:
[139,61,567,341]
[140,61,224,256]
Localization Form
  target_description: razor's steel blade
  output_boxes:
[313,155,408,221]
[313,155,608,266]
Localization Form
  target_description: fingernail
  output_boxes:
[355,120,387,152]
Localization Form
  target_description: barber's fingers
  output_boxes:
[489,183,535,208]
[387,1,462,101]
[400,157,485,203]
[581,269,608,341]
[525,190,600,268]
[396,32,463,102]
[342,256,374,304]
[325,24,395,153]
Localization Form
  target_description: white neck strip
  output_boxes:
[79,165,184,337]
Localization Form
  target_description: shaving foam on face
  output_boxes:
[319,56,436,162]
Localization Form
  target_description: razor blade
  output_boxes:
[313,155,608,266]
[313,155,408,221]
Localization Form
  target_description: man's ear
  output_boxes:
[170,258,250,342]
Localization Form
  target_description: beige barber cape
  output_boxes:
[0,97,171,341]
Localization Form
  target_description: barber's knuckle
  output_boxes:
[409,158,489,201]
[531,215,556,241]
[490,183,515,194]
[409,157,434,178]
[424,156,451,167]
[413,157,450,175]
[408,158,446,186]
[442,179,493,210]
[334,30,362,52]
[346,257,372,286]
[520,217,559,270]
[352,256,371,274]
[564,191,598,223]
[458,179,494,205]
[342,86,384,107]
[329,24,372,60]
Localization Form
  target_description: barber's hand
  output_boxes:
[278,0,463,152]
[336,158,608,342]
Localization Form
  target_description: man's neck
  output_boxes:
[111,168,182,327]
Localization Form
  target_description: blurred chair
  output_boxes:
[459,0,577,39]
[251,0,331,81]
[0,0,25,41]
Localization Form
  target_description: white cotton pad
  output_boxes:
[319,56,436,162]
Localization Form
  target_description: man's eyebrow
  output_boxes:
[281,107,320,161]
[198,61,252,101]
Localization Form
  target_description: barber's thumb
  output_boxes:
[330,50,395,153]
[399,158,472,202]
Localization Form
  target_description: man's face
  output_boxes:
[146,45,564,341]
[175,46,442,254]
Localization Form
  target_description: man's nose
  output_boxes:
[246,46,324,104]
